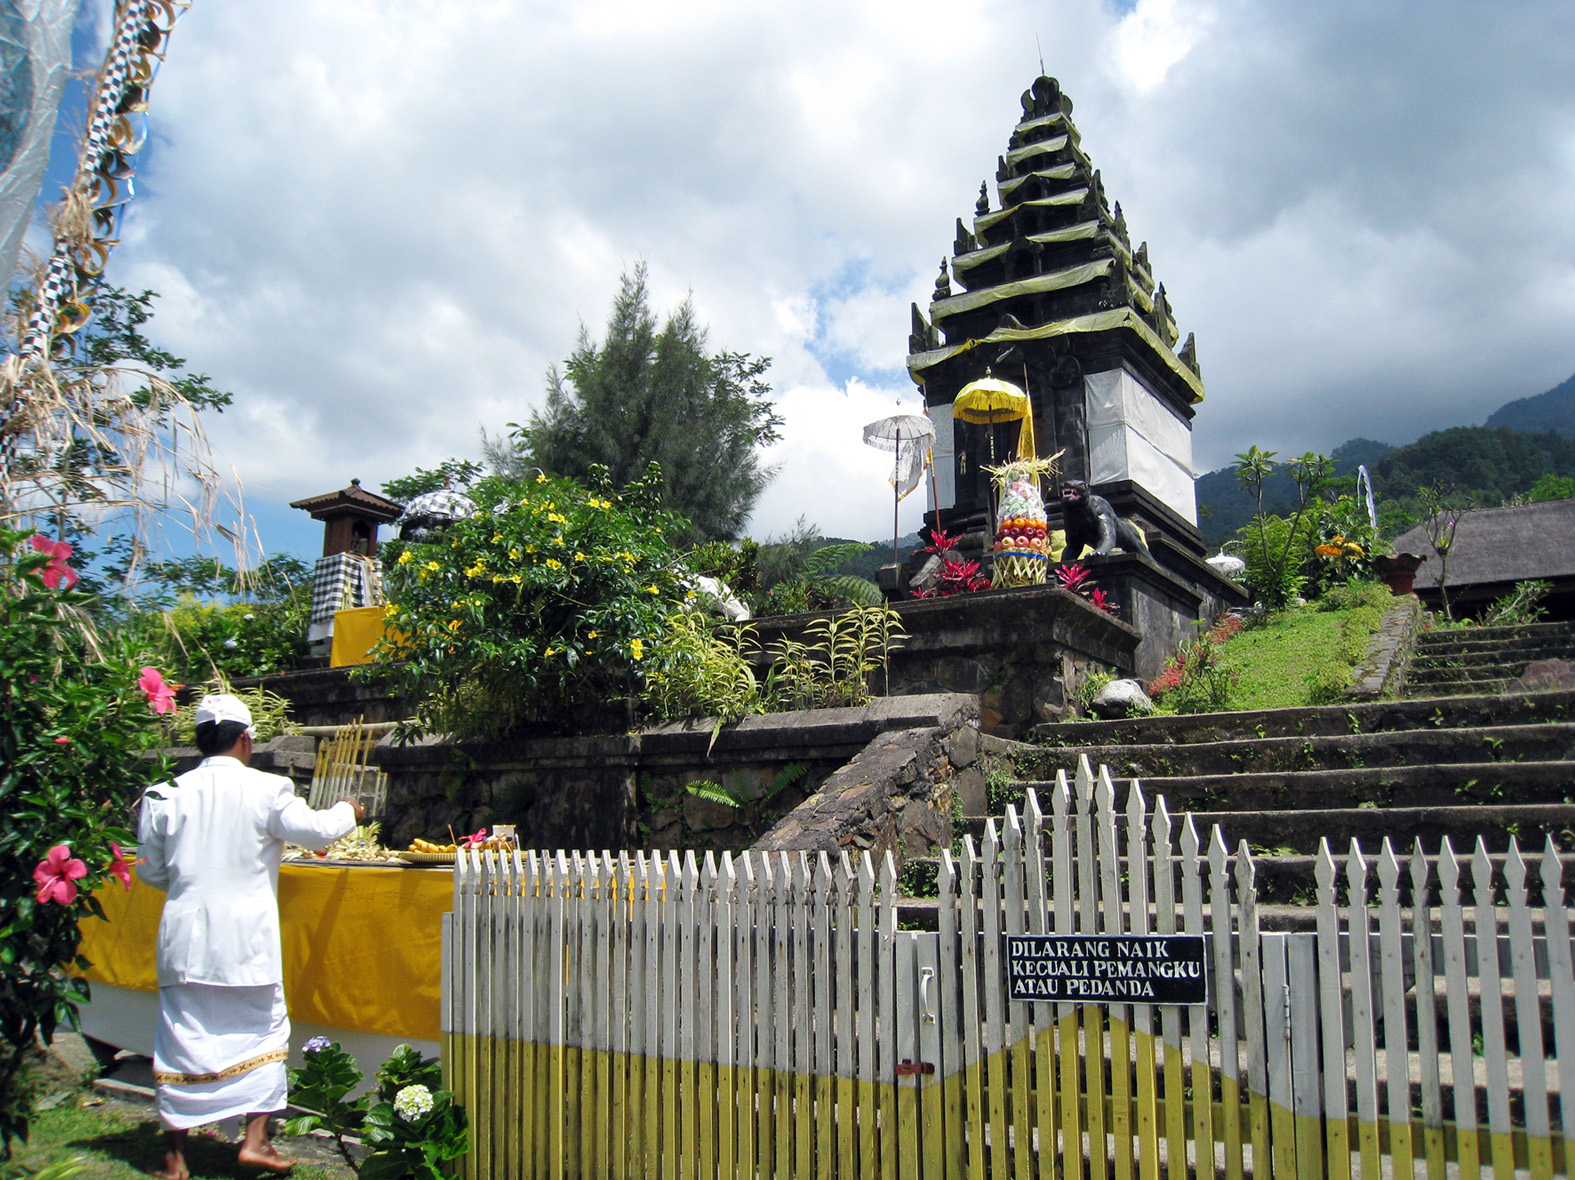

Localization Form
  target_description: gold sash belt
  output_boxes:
[152,1047,288,1086]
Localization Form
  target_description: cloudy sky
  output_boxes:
[47,0,1575,558]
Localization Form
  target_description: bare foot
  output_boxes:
[149,1144,190,1180]
[236,1142,296,1173]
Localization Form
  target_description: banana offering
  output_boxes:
[408,834,518,855]
[408,838,459,854]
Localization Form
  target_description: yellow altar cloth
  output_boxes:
[79,863,451,1043]
[329,606,388,667]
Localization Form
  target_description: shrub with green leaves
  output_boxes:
[373,465,690,739]
[286,1040,465,1179]
[0,528,168,1154]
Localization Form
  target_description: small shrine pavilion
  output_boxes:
[908,76,1205,559]
[289,479,404,558]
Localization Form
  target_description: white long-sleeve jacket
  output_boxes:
[136,756,357,988]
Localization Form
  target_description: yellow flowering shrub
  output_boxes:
[371,465,687,738]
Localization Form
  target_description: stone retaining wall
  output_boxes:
[1346,594,1424,700]
[371,693,980,857]
[751,585,1139,740]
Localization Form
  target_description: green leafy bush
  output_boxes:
[646,604,906,723]
[373,466,689,739]
[1235,514,1312,609]
[0,528,168,1153]
[1481,579,1551,627]
[285,1040,465,1178]
[126,595,310,683]
[643,613,761,726]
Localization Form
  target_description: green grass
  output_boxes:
[5,1096,352,1180]
[1214,595,1387,712]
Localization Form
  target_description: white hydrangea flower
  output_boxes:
[393,1083,434,1121]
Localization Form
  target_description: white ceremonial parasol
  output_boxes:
[863,413,936,566]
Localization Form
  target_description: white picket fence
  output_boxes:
[442,754,1575,1179]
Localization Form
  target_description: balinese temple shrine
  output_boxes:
[290,479,403,660]
[907,76,1242,670]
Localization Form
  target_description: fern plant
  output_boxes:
[685,761,810,808]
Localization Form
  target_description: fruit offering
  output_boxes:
[409,837,459,854]
[993,476,1049,554]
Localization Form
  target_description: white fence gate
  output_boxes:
[443,754,1575,1179]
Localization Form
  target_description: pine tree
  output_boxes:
[487,264,780,541]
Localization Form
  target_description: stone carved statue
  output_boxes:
[1059,480,1151,560]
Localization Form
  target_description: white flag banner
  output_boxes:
[0,0,81,285]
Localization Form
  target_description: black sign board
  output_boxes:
[1004,935,1208,1006]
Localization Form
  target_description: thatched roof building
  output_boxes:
[1390,498,1575,619]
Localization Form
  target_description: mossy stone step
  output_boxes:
[1014,723,1575,780]
[987,761,1575,819]
[1412,644,1575,672]
[1186,802,1575,858]
[895,847,1575,909]
[1409,664,1530,686]
[1415,621,1575,650]
[1026,691,1575,748]
[1403,678,1512,698]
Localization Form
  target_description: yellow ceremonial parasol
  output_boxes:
[952,376,1037,461]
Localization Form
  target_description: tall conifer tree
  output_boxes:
[489,264,780,541]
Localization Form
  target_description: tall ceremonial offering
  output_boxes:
[985,454,1059,587]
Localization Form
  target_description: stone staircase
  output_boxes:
[897,621,1575,925]
[1405,619,1575,697]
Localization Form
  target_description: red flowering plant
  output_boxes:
[1147,615,1244,714]
[1055,563,1120,617]
[914,529,993,598]
[0,527,170,1151]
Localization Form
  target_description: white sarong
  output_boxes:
[152,982,290,1130]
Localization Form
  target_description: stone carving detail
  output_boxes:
[1060,480,1151,559]
[933,258,952,301]
[976,182,990,215]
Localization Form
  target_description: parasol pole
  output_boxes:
[893,423,901,567]
[922,400,942,539]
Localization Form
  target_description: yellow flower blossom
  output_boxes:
[544,646,557,657]
[492,534,504,544]
[574,552,586,562]
[630,638,645,661]
[397,551,413,565]
[509,548,521,561]
[447,619,462,632]
[646,584,659,595]
[547,513,568,525]
[546,558,563,570]
[423,561,441,572]
[587,630,599,639]
[536,473,548,483]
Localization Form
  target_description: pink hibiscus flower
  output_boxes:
[29,535,79,591]
[34,844,88,905]
[108,842,141,891]
[137,667,179,715]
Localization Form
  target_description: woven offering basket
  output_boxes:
[397,850,458,864]
[993,550,1048,588]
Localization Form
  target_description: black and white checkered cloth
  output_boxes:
[309,552,384,626]
[2,0,164,476]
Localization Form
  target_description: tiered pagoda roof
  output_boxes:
[907,76,1203,409]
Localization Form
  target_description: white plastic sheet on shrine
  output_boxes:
[1083,367,1198,524]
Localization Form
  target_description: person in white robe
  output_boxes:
[137,693,363,1180]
